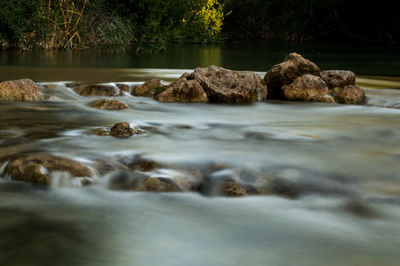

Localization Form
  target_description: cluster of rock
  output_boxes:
[0,151,298,197]
[3,149,354,200]
[131,66,267,104]
[1,53,365,105]
[265,53,366,104]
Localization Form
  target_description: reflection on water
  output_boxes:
[1,43,400,265]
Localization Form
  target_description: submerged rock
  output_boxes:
[0,79,43,102]
[264,53,321,99]
[93,158,129,175]
[74,84,120,96]
[141,177,182,192]
[116,83,131,93]
[86,127,110,136]
[334,85,366,104]
[193,65,265,103]
[131,79,167,97]
[282,74,335,103]
[156,73,208,103]
[217,180,248,197]
[200,169,249,197]
[65,82,80,89]
[117,155,159,172]
[107,171,182,192]
[91,99,129,110]
[4,153,96,185]
[110,122,143,137]
[321,70,356,89]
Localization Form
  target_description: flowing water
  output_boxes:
[1,42,400,266]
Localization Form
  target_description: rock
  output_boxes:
[155,73,208,103]
[108,171,146,191]
[65,82,80,89]
[321,70,356,89]
[200,169,248,197]
[218,180,248,197]
[193,65,265,103]
[154,169,204,192]
[141,177,182,192]
[93,158,129,175]
[254,173,300,198]
[91,99,129,110]
[118,155,159,172]
[116,83,130,93]
[110,122,143,137]
[0,79,43,102]
[107,171,181,192]
[74,84,120,96]
[86,128,110,136]
[4,153,96,185]
[131,79,167,97]
[334,85,366,105]
[282,74,335,103]
[264,53,321,99]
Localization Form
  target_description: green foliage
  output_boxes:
[0,0,42,48]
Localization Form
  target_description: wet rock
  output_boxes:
[217,180,248,197]
[343,200,380,219]
[107,171,182,192]
[141,177,182,192]
[264,53,321,99]
[108,171,146,191]
[254,173,300,198]
[4,153,96,185]
[131,79,167,97]
[74,84,120,96]
[90,99,129,110]
[334,85,366,105]
[116,83,130,93]
[200,169,248,197]
[321,70,356,89]
[0,79,43,102]
[65,82,80,89]
[86,127,110,136]
[110,122,143,138]
[118,155,159,172]
[156,169,204,192]
[282,74,335,103]
[193,65,265,104]
[155,73,208,103]
[93,158,129,175]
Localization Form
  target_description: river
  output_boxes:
[1,42,400,266]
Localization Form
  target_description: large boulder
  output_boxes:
[4,153,96,185]
[155,73,208,103]
[91,99,129,110]
[282,74,335,103]
[131,79,167,97]
[321,70,356,89]
[264,53,321,99]
[193,65,265,104]
[0,79,43,102]
[334,85,366,105]
[74,84,120,96]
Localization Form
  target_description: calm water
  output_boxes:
[1,42,400,266]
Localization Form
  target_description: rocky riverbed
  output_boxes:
[0,53,400,266]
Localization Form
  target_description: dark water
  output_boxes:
[0,42,400,266]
